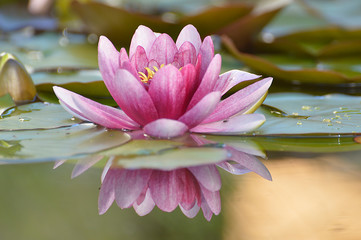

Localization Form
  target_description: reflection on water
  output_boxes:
[0,150,361,239]
[54,134,271,221]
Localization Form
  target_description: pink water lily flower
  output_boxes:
[53,24,272,138]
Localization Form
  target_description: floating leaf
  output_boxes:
[0,102,82,130]
[0,124,130,163]
[0,32,98,70]
[223,36,361,84]
[32,69,115,105]
[253,93,361,136]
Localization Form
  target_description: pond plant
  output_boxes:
[53,24,272,138]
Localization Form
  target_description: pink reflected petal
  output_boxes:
[98,169,117,215]
[148,65,186,119]
[129,25,157,57]
[188,165,221,192]
[217,162,251,175]
[176,24,202,54]
[214,70,261,95]
[188,54,222,109]
[115,169,153,209]
[149,34,178,65]
[200,186,221,215]
[191,113,266,134]
[202,78,272,123]
[133,188,155,216]
[98,36,119,89]
[109,69,158,125]
[180,203,200,219]
[226,147,272,181]
[143,119,188,139]
[201,198,214,221]
[179,91,221,128]
[179,169,201,210]
[53,86,140,130]
[149,170,183,212]
[71,155,104,179]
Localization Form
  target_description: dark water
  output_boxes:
[0,149,360,240]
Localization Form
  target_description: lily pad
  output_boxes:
[223,36,361,85]
[0,32,98,70]
[0,102,82,130]
[0,124,131,163]
[32,69,115,105]
[253,93,361,136]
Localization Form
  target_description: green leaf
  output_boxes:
[0,102,82,130]
[253,93,361,136]
[0,124,131,163]
[112,147,228,170]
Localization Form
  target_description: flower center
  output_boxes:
[138,64,165,83]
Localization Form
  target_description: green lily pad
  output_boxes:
[0,124,131,163]
[253,93,361,136]
[0,102,82,130]
[32,69,116,105]
[0,32,98,70]
[223,36,361,84]
[112,147,228,170]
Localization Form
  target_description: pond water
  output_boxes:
[0,147,360,240]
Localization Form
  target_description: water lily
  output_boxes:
[53,24,272,138]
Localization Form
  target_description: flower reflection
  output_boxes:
[55,134,271,221]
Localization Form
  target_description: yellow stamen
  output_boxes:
[138,64,166,83]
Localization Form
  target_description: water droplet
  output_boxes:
[335,121,342,124]
[323,118,331,123]
[297,121,302,125]
[18,117,30,122]
[292,112,299,116]
[261,32,275,43]
[314,107,320,110]
[71,117,76,121]
[301,106,312,110]
[327,123,333,126]
[333,110,338,114]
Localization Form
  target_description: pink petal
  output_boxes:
[149,170,183,212]
[53,159,66,169]
[217,162,251,175]
[178,91,221,128]
[98,36,119,89]
[187,54,222,109]
[188,165,221,191]
[119,60,138,79]
[191,113,266,134]
[176,24,202,54]
[143,119,188,138]
[149,34,178,65]
[133,188,155,216]
[180,203,200,219]
[214,70,261,95]
[173,42,197,68]
[130,46,149,73]
[71,155,104,179]
[129,25,157,58]
[201,198,214,221]
[178,169,201,210]
[148,65,186,119]
[119,47,129,66]
[200,186,221,215]
[98,169,116,215]
[180,64,197,104]
[226,147,272,181]
[109,69,158,125]
[114,169,153,209]
[202,77,273,123]
[199,36,214,80]
[53,86,140,130]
